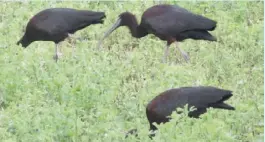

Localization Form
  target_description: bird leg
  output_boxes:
[163,38,177,63]
[53,44,59,62]
[53,44,63,62]
[175,42,190,62]
[67,33,76,57]
[162,44,170,63]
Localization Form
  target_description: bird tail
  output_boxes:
[84,11,106,24]
[211,102,235,110]
[185,30,217,41]
[210,91,235,110]
[206,34,217,41]
[198,31,217,41]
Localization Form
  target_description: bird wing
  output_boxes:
[143,5,216,36]
[32,9,105,36]
[180,86,232,108]
[30,11,71,35]
[64,10,105,34]
[147,86,232,120]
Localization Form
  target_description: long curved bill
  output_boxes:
[97,18,122,49]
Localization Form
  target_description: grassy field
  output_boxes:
[0,1,264,142]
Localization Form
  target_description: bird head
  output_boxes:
[125,128,138,138]
[118,12,136,26]
[17,34,31,48]
[125,128,156,139]
[97,12,137,49]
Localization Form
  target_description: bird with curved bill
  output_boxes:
[17,8,106,62]
[97,4,217,63]
[125,86,235,138]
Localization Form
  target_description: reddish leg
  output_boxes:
[162,38,175,63]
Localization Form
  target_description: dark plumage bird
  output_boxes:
[126,86,235,138]
[97,4,217,63]
[17,8,106,61]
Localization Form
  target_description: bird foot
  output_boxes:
[57,52,63,57]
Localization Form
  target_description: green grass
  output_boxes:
[0,1,264,142]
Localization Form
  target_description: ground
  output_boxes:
[0,1,263,142]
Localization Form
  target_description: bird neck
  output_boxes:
[124,16,146,38]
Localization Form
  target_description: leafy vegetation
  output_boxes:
[0,1,263,142]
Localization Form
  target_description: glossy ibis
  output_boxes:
[126,86,235,138]
[97,4,217,63]
[17,8,106,61]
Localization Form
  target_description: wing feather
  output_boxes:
[142,5,216,36]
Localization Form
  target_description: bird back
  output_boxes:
[27,8,105,37]
[147,86,232,119]
[141,4,216,36]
